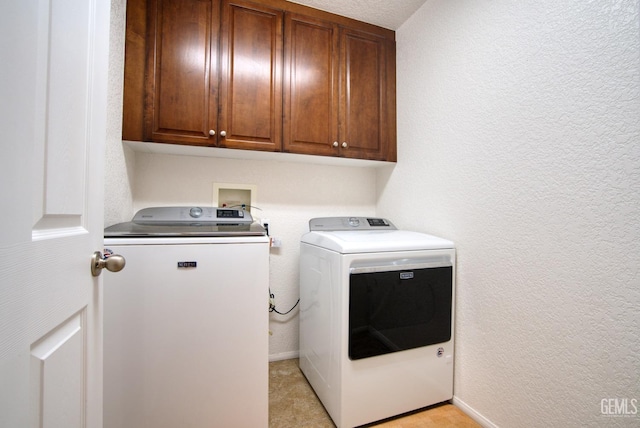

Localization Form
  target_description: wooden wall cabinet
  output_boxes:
[283,13,396,162]
[124,0,282,151]
[123,0,396,162]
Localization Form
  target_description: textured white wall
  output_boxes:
[380,0,640,426]
[131,152,377,359]
[105,0,134,226]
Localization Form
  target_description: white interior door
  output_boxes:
[0,0,110,427]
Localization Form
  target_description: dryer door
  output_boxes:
[348,261,453,360]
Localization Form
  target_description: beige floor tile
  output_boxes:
[269,359,480,428]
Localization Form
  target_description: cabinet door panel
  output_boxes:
[340,28,390,160]
[148,0,219,146]
[283,14,338,156]
[219,0,282,151]
[122,0,147,141]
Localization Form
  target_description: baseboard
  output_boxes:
[453,396,497,428]
[269,350,300,362]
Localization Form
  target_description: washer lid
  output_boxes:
[104,206,265,237]
[301,229,454,253]
[104,222,266,238]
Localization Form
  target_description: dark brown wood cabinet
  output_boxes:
[339,27,396,161]
[218,0,282,151]
[283,13,396,161]
[146,0,219,146]
[123,0,396,162]
[124,0,282,151]
[282,13,338,158]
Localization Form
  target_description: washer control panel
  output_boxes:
[309,217,396,231]
[133,206,252,224]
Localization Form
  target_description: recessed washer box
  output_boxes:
[213,183,257,212]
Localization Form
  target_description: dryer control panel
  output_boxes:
[309,217,396,231]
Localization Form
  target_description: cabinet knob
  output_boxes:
[341,142,348,148]
[219,131,227,137]
[332,141,339,148]
[209,130,216,136]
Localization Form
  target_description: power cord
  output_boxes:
[269,288,300,315]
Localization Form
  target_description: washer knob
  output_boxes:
[189,207,203,218]
[348,217,360,227]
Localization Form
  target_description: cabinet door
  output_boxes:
[339,27,395,161]
[218,0,283,151]
[283,13,339,156]
[146,0,219,146]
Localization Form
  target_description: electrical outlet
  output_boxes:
[270,237,282,248]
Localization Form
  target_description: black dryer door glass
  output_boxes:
[349,266,452,360]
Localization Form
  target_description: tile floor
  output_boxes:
[269,359,481,427]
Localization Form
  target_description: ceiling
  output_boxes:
[288,0,428,30]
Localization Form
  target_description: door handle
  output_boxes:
[91,251,126,277]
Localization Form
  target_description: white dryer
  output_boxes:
[299,217,455,428]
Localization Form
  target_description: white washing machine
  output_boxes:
[103,207,269,428]
[299,217,456,428]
